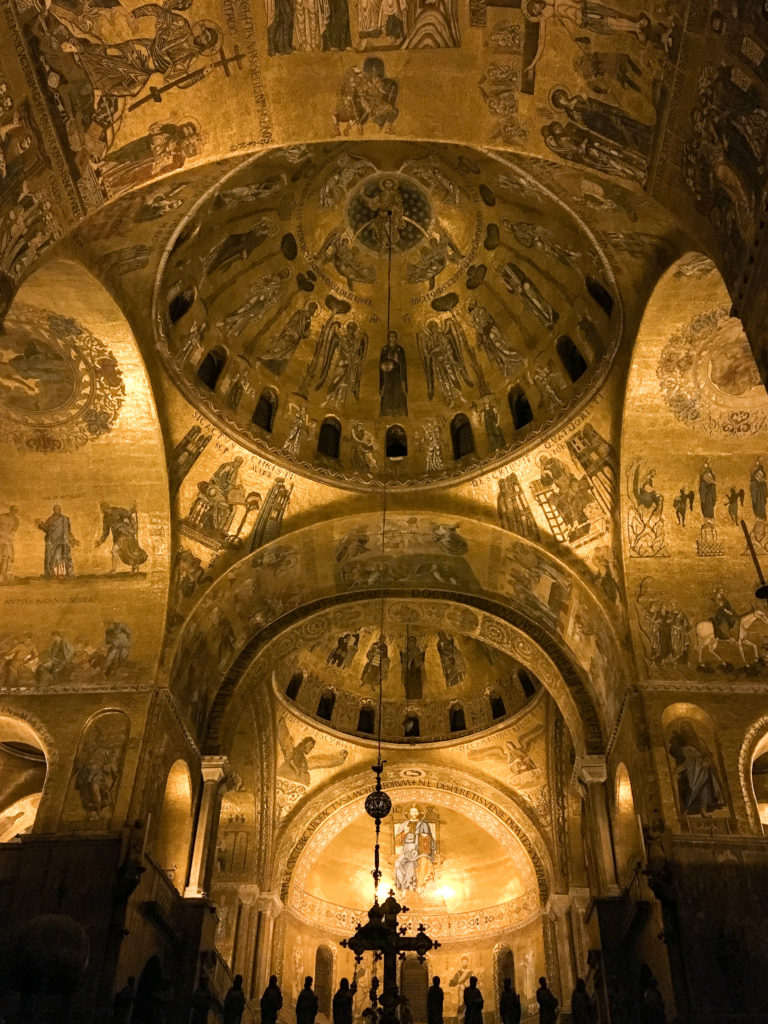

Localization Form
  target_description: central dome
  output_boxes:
[156,142,621,489]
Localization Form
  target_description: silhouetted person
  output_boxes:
[399,995,414,1024]
[113,976,136,1024]
[427,976,444,1024]
[571,978,592,1024]
[261,975,283,1024]
[297,976,319,1024]
[333,978,357,1024]
[464,977,484,1024]
[191,976,216,1024]
[499,978,521,1024]
[643,977,666,1024]
[536,978,558,1024]
[224,975,247,1024]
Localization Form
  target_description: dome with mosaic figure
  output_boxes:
[271,620,543,744]
[156,141,621,489]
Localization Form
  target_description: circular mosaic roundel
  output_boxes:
[0,304,125,453]
[156,141,621,491]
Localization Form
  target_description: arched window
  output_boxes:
[403,714,420,738]
[357,706,375,734]
[317,690,335,721]
[556,336,588,382]
[168,287,195,324]
[586,276,614,316]
[252,390,277,433]
[286,672,303,701]
[508,386,533,429]
[518,668,539,699]
[0,716,48,843]
[153,759,193,894]
[386,424,408,460]
[752,738,768,829]
[400,958,428,1022]
[449,705,466,732]
[315,947,334,1018]
[197,347,227,390]
[317,417,341,459]
[489,693,506,720]
[451,414,475,459]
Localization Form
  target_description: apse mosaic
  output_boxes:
[155,141,621,489]
[0,303,125,453]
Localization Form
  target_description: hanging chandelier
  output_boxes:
[340,209,439,1024]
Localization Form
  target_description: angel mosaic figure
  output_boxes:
[277,719,348,787]
[319,321,369,406]
[417,317,473,404]
[495,261,559,329]
[315,230,375,290]
[219,268,290,340]
[465,299,522,376]
[504,220,582,270]
[406,235,462,290]
[282,404,312,457]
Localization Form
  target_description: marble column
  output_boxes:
[252,892,284,998]
[185,755,230,899]
[576,755,620,897]
[232,883,262,998]
[547,893,576,999]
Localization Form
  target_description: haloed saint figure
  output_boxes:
[393,805,436,893]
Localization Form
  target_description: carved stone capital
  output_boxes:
[236,883,262,907]
[255,891,284,918]
[201,755,230,785]
[575,755,608,786]
[545,893,572,918]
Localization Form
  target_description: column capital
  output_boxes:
[255,891,284,918]
[201,755,230,785]
[575,755,608,785]
[545,893,572,917]
[236,883,262,907]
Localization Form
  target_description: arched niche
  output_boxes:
[153,759,194,894]
[622,254,768,683]
[738,715,768,833]
[0,714,49,841]
[613,763,643,888]
[0,258,170,694]
[661,703,731,829]
[171,513,619,756]
[61,710,130,830]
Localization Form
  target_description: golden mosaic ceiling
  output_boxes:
[155,141,621,489]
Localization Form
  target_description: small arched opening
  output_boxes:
[751,733,768,829]
[197,346,227,390]
[153,759,193,894]
[317,691,336,721]
[586,276,614,317]
[286,672,303,701]
[556,335,588,383]
[451,414,475,459]
[168,287,196,325]
[495,946,515,1001]
[315,946,334,1018]
[489,692,506,720]
[357,706,376,735]
[0,716,48,842]
[517,668,539,699]
[252,389,278,433]
[449,704,467,733]
[400,957,428,1021]
[386,424,408,460]
[317,417,341,459]
[404,714,420,738]
[508,387,534,430]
